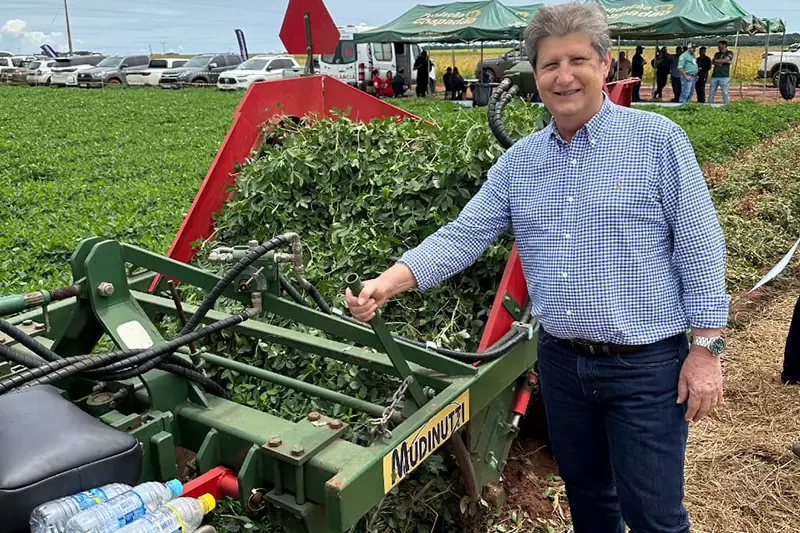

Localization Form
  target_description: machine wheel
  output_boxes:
[774,67,799,88]
[108,78,122,84]
[485,69,497,83]
[194,77,208,86]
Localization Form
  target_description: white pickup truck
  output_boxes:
[759,49,800,87]
[217,56,303,91]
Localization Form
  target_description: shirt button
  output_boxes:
[566,310,573,316]
[562,272,569,280]
[590,139,596,146]
[567,197,574,203]
[564,233,571,239]
[570,159,577,166]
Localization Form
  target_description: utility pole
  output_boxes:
[64,0,73,55]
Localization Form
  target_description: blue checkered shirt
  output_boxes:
[399,96,729,345]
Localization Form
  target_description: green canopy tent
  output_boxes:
[352,0,529,44]
[508,3,545,23]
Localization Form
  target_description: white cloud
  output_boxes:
[1,19,27,37]
[2,19,67,53]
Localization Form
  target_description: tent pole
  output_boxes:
[481,40,484,80]
[763,30,771,102]
[778,28,787,93]
[731,31,742,101]
[616,36,621,81]
[652,40,659,100]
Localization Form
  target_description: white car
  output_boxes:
[26,59,57,85]
[217,56,302,90]
[51,55,105,87]
[759,49,800,87]
[126,57,189,87]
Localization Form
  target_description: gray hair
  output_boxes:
[523,3,612,70]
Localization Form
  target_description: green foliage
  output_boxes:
[0,85,241,294]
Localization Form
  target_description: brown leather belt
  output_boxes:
[567,339,642,356]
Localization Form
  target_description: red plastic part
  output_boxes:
[149,75,418,293]
[180,466,240,501]
[280,0,341,55]
[511,371,538,415]
[477,83,636,351]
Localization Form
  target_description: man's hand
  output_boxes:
[344,263,417,322]
[677,347,724,422]
[345,278,392,322]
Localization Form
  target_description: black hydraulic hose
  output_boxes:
[0,342,47,368]
[488,78,516,149]
[156,363,227,397]
[279,273,308,306]
[179,234,295,336]
[0,310,255,394]
[304,282,332,314]
[0,320,61,363]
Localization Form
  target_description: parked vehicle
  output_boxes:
[217,55,302,90]
[75,54,150,87]
[759,49,800,87]
[126,58,189,87]
[474,46,526,82]
[0,57,17,83]
[159,53,242,88]
[26,59,57,85]
[320,25,423,90]
[51,55,105,87]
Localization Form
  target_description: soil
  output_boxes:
[502,436,566,521]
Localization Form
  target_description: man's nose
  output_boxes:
[555,63,575,84]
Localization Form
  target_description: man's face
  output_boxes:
[718,43,727,53]
[687,45,696,55]
[534,32,609,121]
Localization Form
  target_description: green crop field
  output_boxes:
[4,84,800,532]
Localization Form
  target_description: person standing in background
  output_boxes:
[617,51,631,79]
[677,43,698,103]
[696,46,712,103]
[670,45,683,102]
[631,45,645,102]
[652,47,670,100]
[710,40,734,104]
[413,50,430,97]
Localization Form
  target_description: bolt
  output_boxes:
[248,240,259,249]
[97,282,115,297]
[268,437,282,448]
[34,323,45,330]
[328,419,343,430]
[291,446,305,457]
[22,319,33,326]
[307,412,321,421]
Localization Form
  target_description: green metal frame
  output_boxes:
[1,238,538,532]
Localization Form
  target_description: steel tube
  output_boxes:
[199,352,401,422]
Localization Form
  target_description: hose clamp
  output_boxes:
[512,321,535,340]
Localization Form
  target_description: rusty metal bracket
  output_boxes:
[501,292,524,322]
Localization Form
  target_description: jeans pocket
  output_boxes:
[614,339,681,369]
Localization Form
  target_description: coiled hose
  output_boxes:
[780,72,797,100]
[487,78,520,149]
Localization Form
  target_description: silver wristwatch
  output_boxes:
[691,336,726,355]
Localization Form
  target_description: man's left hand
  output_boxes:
[677,348,724,422]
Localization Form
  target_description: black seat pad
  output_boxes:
[0,385,142,532]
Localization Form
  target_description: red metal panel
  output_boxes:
[280,0,341,55]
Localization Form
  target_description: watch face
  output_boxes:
[710,337,726,354]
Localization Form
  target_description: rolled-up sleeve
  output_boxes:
[659,124,730,328]
[398,152,512,292]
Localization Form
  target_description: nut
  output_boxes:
[97,282,115,297]
[291,446,305,457]
[34,323,45,330]
[307,412,321,421]
[22,319,33,326]
[328,419,344,430]
[248,240,260,249]
[267,437,282,448]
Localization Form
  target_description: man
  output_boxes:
[413,50,430,97]
[670,45,683,102]
[345,4,728,533]
[678,43,698,103]
[696,46,712,103]
[391,69,407,97]
[710,40,734,104]
[631,45,645,102]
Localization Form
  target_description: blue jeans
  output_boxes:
[537,329,690,533]
[709,77,730,104]
[679,75,695,103]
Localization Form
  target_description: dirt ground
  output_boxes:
[498,277,800,532]
[639,81,789,104]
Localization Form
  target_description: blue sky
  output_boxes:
[0,0,796,56]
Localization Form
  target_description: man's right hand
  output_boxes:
[344,263,418,322]
[345,279,391,322]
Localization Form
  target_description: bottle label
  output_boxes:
[70,488,109,510]
[159,505,184,532]
[115,492,147,527]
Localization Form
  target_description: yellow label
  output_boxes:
[382,390,470,493]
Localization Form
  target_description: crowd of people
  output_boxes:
[369,49,471,100]
[612,40,735,104]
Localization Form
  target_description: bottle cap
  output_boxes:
[165,479,183,498]
[198,494,216,514]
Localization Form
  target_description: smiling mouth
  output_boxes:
[555,89,581,96]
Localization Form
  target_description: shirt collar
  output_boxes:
[546,91,616,146]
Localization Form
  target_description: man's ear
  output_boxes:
[602,50,612,77]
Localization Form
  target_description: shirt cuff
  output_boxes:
[397,250,439,293]
[685,293,731,329]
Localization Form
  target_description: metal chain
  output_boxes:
[370,376,413,440]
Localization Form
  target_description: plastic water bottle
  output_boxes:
[29,483,133,533]
[117,494,216,533]
[65,479,183,533]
